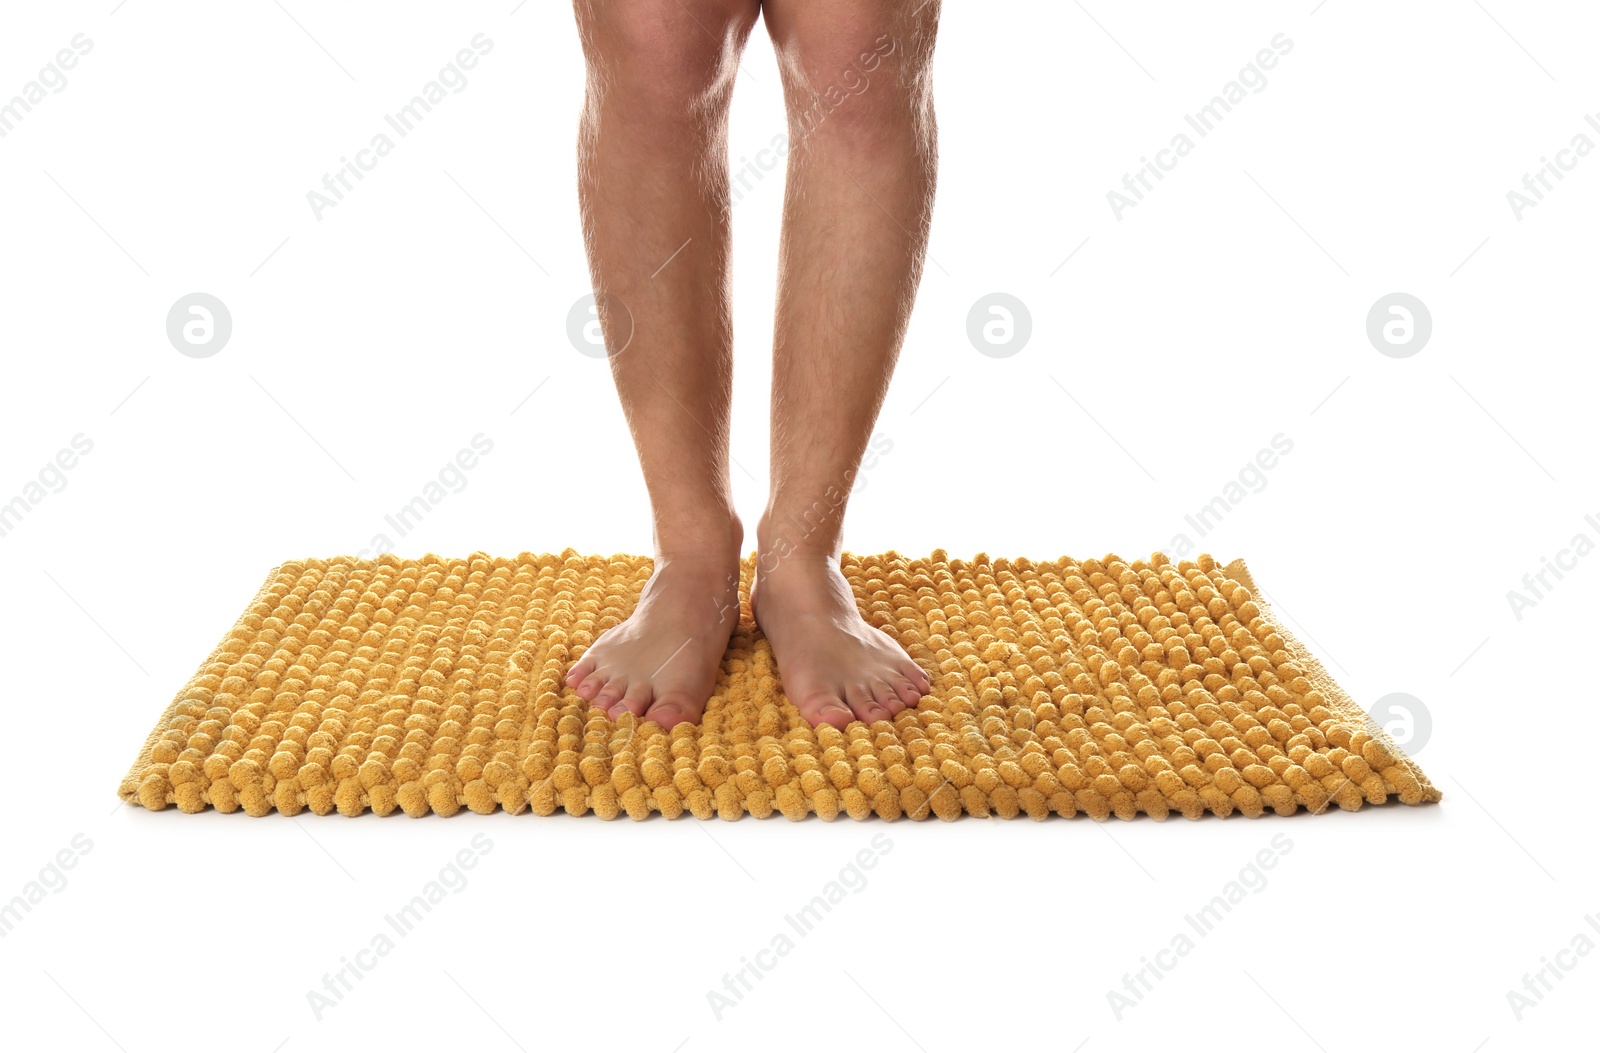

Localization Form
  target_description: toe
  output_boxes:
[893,676,923,709]
[900,660,932,694]
[574,669,608,704]
[872,681,905,716]
[566,656,596,692]
[845,683,890,724]
[643,692,704,732]
[615,680,654,719]
[594,677,628,715]
[796,691,854,730]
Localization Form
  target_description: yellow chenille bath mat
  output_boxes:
[118,551,1439,820]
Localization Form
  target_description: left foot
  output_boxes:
[750,550,932,729]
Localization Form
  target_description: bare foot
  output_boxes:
[750,550,932,729]
[565,532,742,731]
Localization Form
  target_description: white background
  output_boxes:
[2,1,1596,1049]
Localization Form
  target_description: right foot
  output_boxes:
[565,535,742,731]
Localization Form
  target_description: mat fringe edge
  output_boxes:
[117,564,286,803]
[1224,558,1441,804]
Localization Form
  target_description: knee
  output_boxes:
[779,31,932,147]
[578,0,751,125]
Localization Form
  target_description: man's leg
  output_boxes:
[752,0,940,728]
[565,0,761,729]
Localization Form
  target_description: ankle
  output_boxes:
[755,509,841,563]
[654,509,744,563]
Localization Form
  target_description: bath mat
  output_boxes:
[118,551,1439,820]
